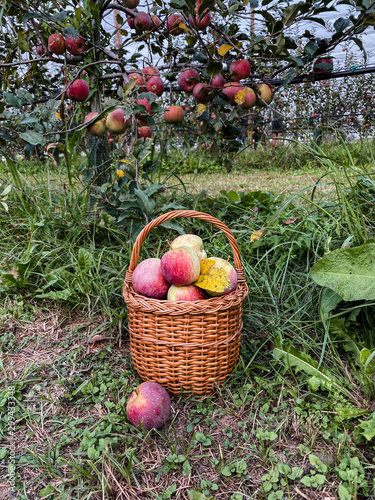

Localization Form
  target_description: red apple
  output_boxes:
[136,97,153,119]
[84,112,106,136]
[170,234,207,260]
[146,75,164,96]
[134,11,152,31]
[36,44,46,56]
[193,82,209,103]
[210,74,226,88]
[131,258,170,299]
[138,125,152,139]
[237,87,257,109]
[142,66,159,81]
[178,68,200,93]
[66,79,90,101]
[128,72,145,89]
[161,247,200,286]
[167,14,185,35]
[313,57,334,74]
[167,284,206,301]
[189,9,211,30]
[48,33,65,55]
[150,14,161,29]
[222,82,243,104]
[65,36,86,56]
[127,12,136,29]
[106,108,129,134]
[199,257,238,297]
[256,83,273,106]
[122,0,139,7]
[126,381,171,430]
[163,105,184,123]
[229,59,251,81]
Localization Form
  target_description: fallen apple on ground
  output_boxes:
[126,381,171,430]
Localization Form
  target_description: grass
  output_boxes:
[1,140,375,499]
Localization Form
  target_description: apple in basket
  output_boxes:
[160,246,200,286]
[131,258,170,299]
[126,381,171,430]
[170,234,207,260]
[195,257,238,297]
[167,284,206,301]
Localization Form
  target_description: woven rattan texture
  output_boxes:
[123,210,249,395]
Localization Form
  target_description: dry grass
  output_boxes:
[170,170,334,200]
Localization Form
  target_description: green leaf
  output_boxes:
[221,464,234,476]
[39,485,55,498]
[282,3,300,26]
[206,61,223,78]
[334,17,351,32]
[63,27,80,40]
[20,116,39,125]
[304,41,319,55]
[0,448,7,459]
[320,287,343,323]
[35,289,72,301]
[4,92,22,109]
[135,189,155,216]
[87,446,98,459]
[310,243,375,301]
[338,485,351,500]
[19,130,46,146]
[309,454,328,473]
[77,248,93,272]
[183,459,192,476]
[273,334,354,400]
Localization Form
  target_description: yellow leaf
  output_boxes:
[250,230,263,243]
[234,88,247,105]
[196,103,207,116]
[55,111,61,119]
[218,44,232,56]
[194,259,231,293]
[179,22,189,31]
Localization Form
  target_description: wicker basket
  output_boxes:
[123,210,248,395]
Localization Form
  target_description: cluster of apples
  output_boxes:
[131,234,238,301]
[45,32,86,57]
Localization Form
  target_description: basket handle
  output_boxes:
[129,210,243,272]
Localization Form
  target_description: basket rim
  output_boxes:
[123,271,248,315]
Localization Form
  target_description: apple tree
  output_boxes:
[1,0,374,230]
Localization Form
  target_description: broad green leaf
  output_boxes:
[304,41,319,55]
[273,334,354,401]
[309,454,328,473]
[334,17,351,32]
[282,3,300,26]
[357,413,375,441]
[338,485,351,500]
[77,248,93,272]
[135,189,155,216]
[19,130,46,146]
[310,243,375,301]
[4,92,22,109]
[320,287,342,323]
